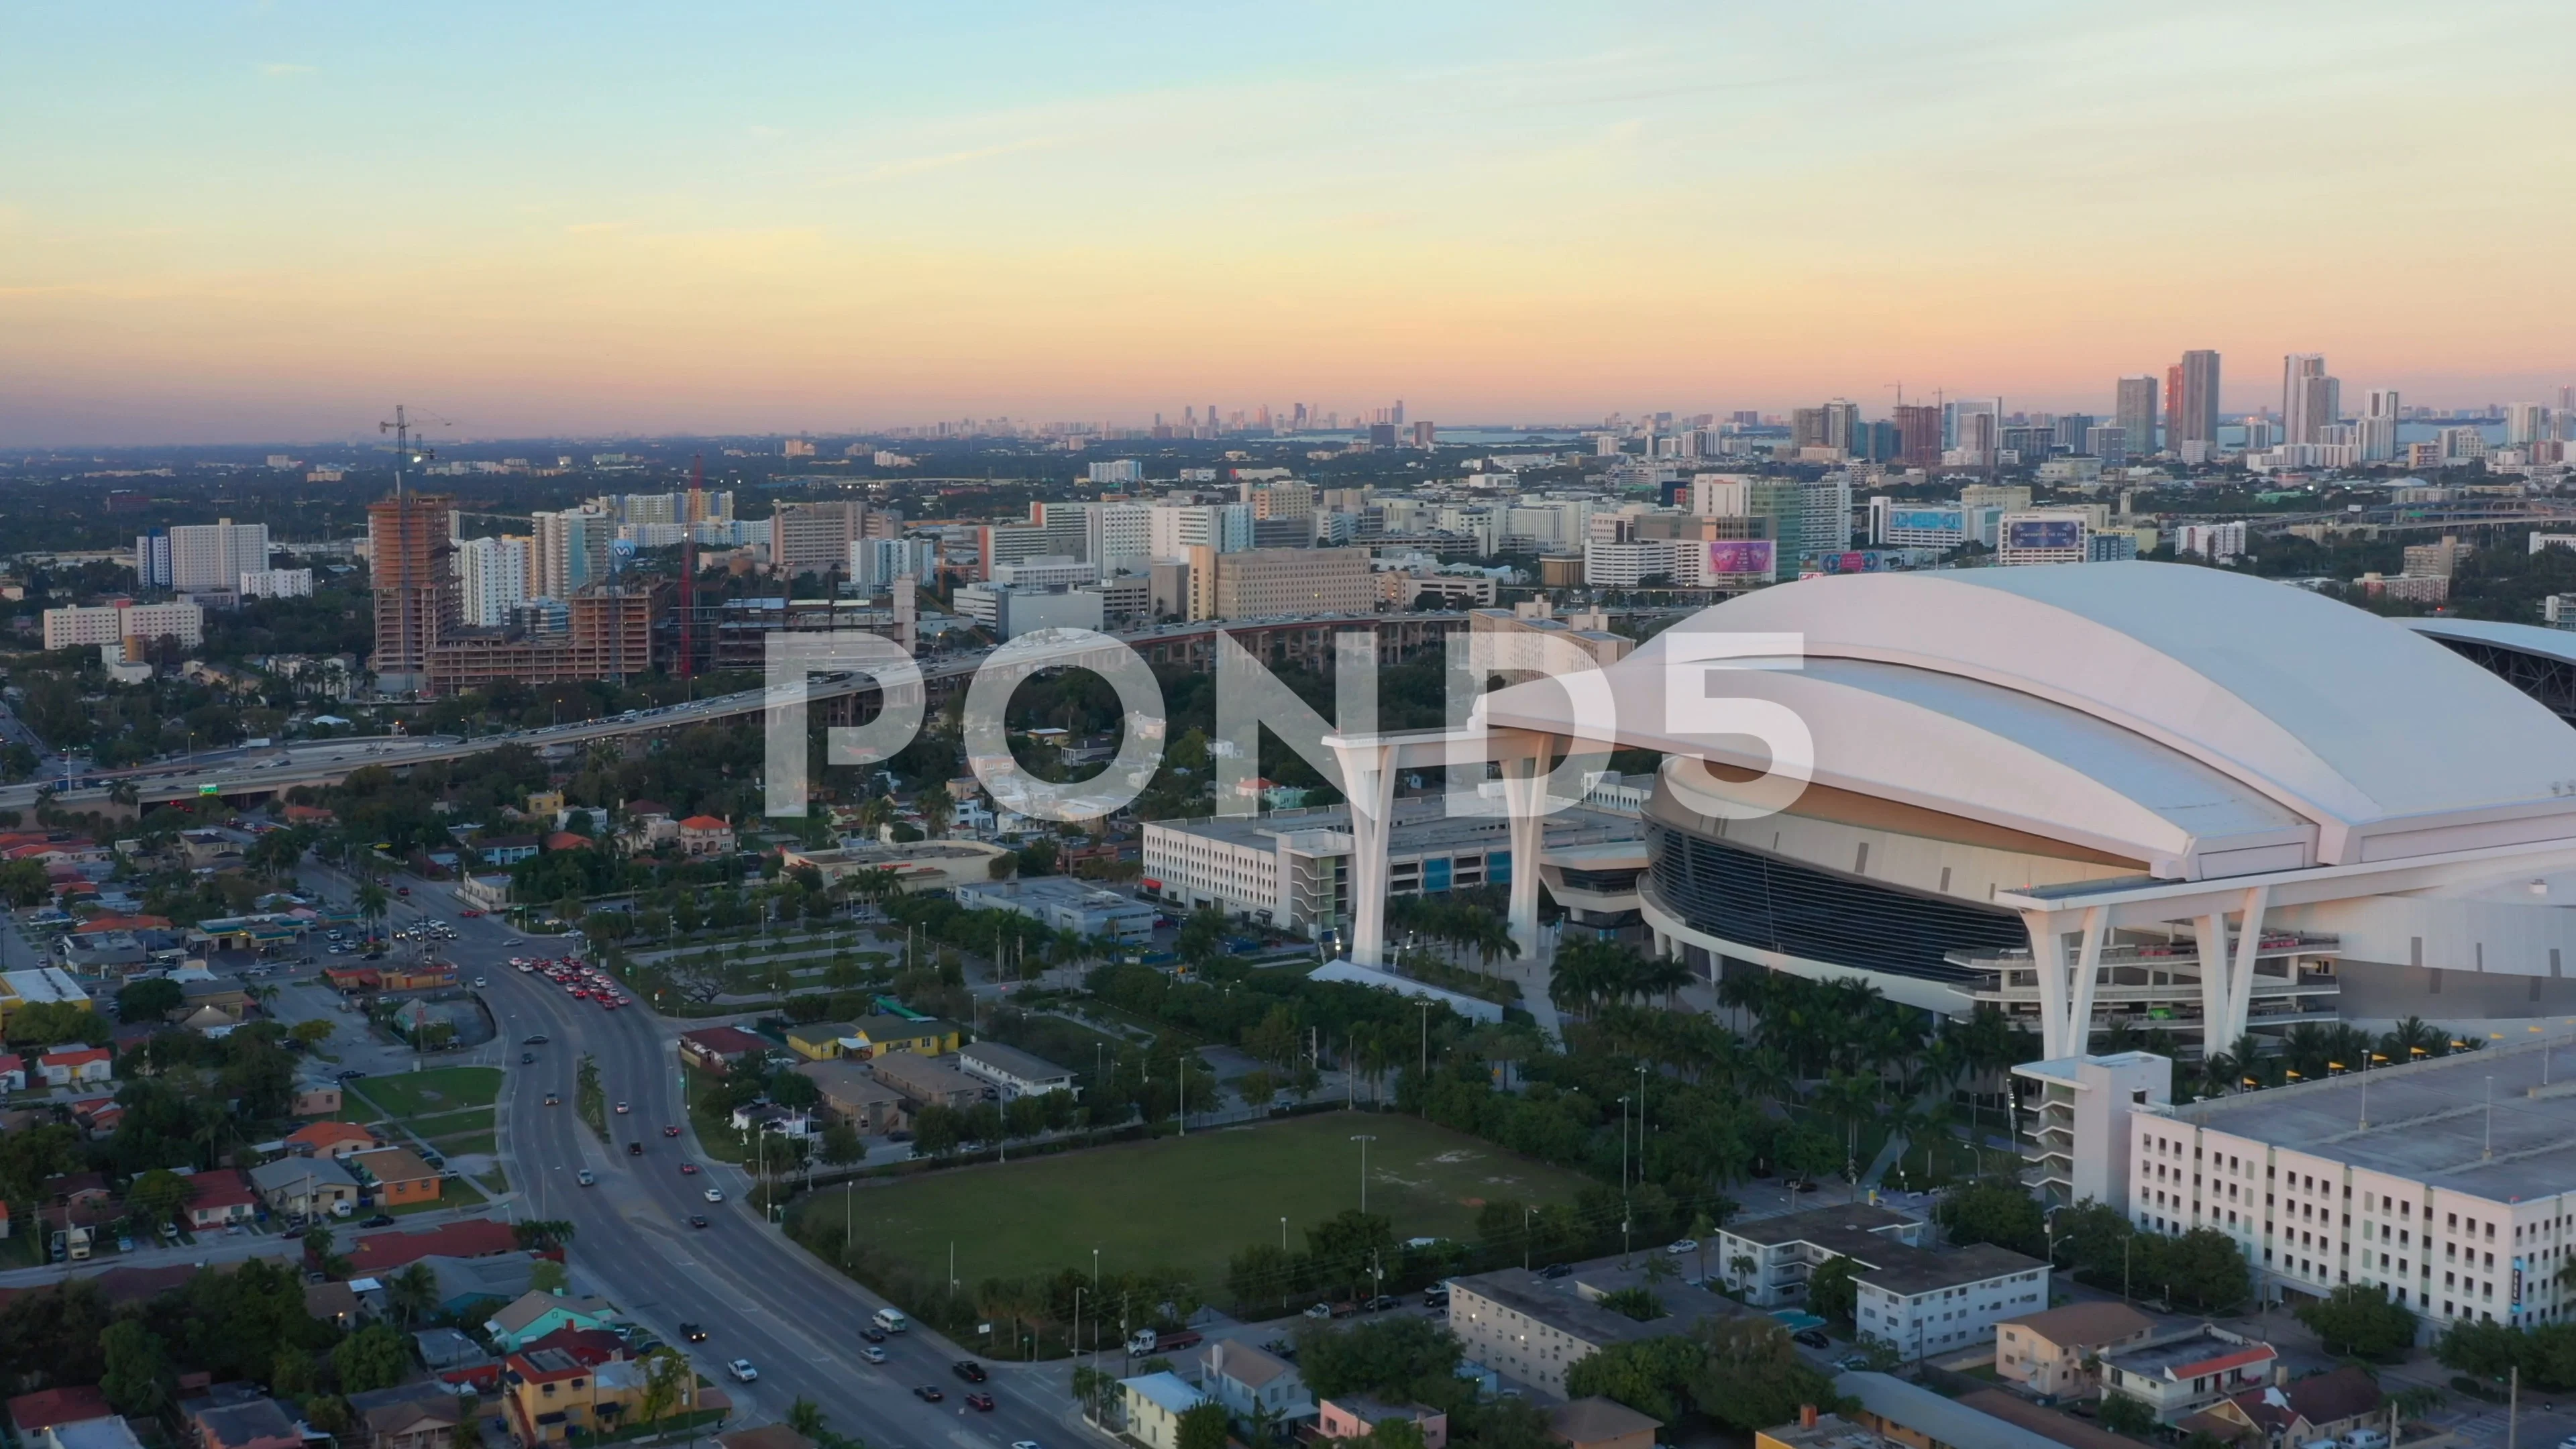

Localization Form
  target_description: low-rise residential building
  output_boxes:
[179,1169,260,1230]
[792,1060,910,1134]
[1851,1243,2049,1360]
[485,1291,617,1352]
[845,1015,960,1059]
[345,1382,464,1449]
[500,1348,675,1446]
[1712,1203,1924,1309]
[775,839,1015,894]
[34,1414,145,1449]
[184,1393,301,1449]
[1120,1372,1211,1449]
[784,1022,860,1061]
[1317,1396,1447,1449]
[37,1045,112,1087]
[1545,1398,1660,1449]
[286,1120,378,1159]
[1181,1338,1311,1425]
[867,1053,982,1112]
[957,1042,1076,1100]
[678,1026,771,1074]
[2100,1327,2277,1423]
[9,1386,115,1442]
[1448,1257,1749,1399]
[343,1216,521,1276]
[349,1145,441,1207]
[1995,1301,2155,1398]
[953,877,1158,945]
[1830,1372,2073,1449]
[675,816,736,858]
[2176,1364,2383,1447]
[290,1077,343,1116]
[248,1155,359,1217]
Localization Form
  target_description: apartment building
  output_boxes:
[1213,546,1373,618]
[42,600,205,651]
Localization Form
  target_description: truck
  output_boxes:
[873,1308,910,1334]
[1126,1328,1202,1356]
[64,1226,93,1260]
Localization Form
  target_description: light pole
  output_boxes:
[1352,1134,1376,1216]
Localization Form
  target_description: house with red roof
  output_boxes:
[0,1054,24,1091]
[179,1169,259,1230]
[75,914,170,934]
[8,1385,113,1438]
[339,1217,525,1277]
[678,1026,769,1075]
[676,816,735,858]
[282,804,336,826]
[2102,1327,2279,1424]
[37,1046,112,1087]
[541,832,592,853]
[286,1121,378,1159]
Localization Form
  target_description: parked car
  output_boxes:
[360,1214,395,1228]
[1792,1330,1832,1350]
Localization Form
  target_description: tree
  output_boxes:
[1597,1287,1664,1322]
[2296,1283,2418,1360]
[127,1167,197,1228]
[2098,1391,2157,1436]
[331,1323,411,1394]
[1932,1179,2046,1258]
[116,977,185,1023]
[1175,1403,1231,1449]
[1805,1255,1862,1330]
[1296,1314,1462,1401]
[289,1019,335,1049]
[0,857,48,906]
[1688,1317,1845,1435]
[100,1320,173,1417]
[640,1349,694,1441]
[530,1260,570,1295]
[386,1263,438,1328]
[786,1399,827,1440]
[1564,1335,1705,1422]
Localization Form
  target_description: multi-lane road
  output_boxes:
[384,875,1097,1449]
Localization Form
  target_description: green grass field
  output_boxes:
[806,1112,1592,1289]
[349,1067,502,1120]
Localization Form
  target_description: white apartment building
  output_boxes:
[44,600,204,651]
[1147,502,1252,557]
[989,554,1098,589]
[170,519,271,592]
[2174,523,2249,562]
[455,535,533,626]
[1581,539,1699,588]
[1087,458,1144,485]
[238,568,314,599]
[851,537,938,590]
[531,508,612,598]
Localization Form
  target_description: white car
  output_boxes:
[1666,1238,1698,1256]
[704,1187,724,1202]
[859,1346,887,1364]
[615,1102,630,1114]
[727,1359,757,1383]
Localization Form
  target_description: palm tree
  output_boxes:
[354,878,388,940]
[2382,1016,2443,1063]
[388,1262,437,1327]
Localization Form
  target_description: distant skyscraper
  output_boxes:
[2507,402,2553,446]
[455,535,532,627]
[2359,389,2402,462]
[2174,350,2222,447]
[2282,354,2338,443]
[2115,376,2159,455]
[1892,405,1942,468]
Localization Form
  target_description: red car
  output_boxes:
[663,1125,682,1137]
[965,1393,995,1412]
[680,1163,699,1175]
[460,909,482,918]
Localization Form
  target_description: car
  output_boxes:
[680,1323,707,1342]
[680,1163,699,1175]
[1013,1441,1042,1449]
[1666,1238,1698,1256]
[474,975,488,987]
[396,886,409,896]
[859,1344,888,1364]
[337,1069,366,1080]
[953,1361,987,1383]
[662,1124,682,1137]
[521,1053,535,1064]
[1792,1330,1832,1350]
[523,1033,549,1044]
[1362,1294,1398,1311]
[726,1360,757,1383]
[615,1102,630,1114]
[704,1187,723,1202]
[1835,1354,1874,1372]
[1538,1263,1571,1279]
[360,1214,395,1227]
[688,1214,709,1228]
[965,1393,994,1412]
[912,1387,943,1403]
[861,1327,888,1344]
[1303,1303,1332,1320]
[629,1142,643,1156]
[544,1093,560,1106]
[460,909,482,918]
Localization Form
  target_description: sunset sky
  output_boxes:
[4,0,2571,445]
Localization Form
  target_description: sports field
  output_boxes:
[348,1066,502,1118]
[810,1111,1592,1289]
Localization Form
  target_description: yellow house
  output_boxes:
[848,1015,959,1059]
[525,790,566,819]
[503,1348,702,1446]
[783,1023,859,1061]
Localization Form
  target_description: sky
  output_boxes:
[3,0,2573,446]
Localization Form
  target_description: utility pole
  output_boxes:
[1352,1133,1376,1215]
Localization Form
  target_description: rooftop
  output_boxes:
[1122,1371,1209,1417]
[1855,1242,2047,1298]
[957,1040,1073,1081]
[1721,1203,1917,1248]
[2102,1328,2273,1381]
[1547,1397,1661,1444]
[1998,1300,2155,1346]
[2169,1036,2576,1203]
[1833,1371,2071,1449]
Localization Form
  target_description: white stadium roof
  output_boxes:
[1479,562,2576,880]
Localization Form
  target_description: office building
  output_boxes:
[2084,424,2129,467]
[1088,458,1144,486]
[2176,350,2223,447]
[1791,400,1861,453]
[953,876,1157,945]
[42,600,205,651]
[369,494,458,693]
[1867,500,2001,551]
[2173,522,2248,561]
[455,535,533,627]
[133,530,173,588]
[1212,545,1373,619]
[1148,502,1252,559]
[1746,476,1851,580]
[2509,403,2555,447]
[2116,376,2160,455]
[771,500,869,580]
[952,582,1105,639]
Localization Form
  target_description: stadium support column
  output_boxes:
[2191,885,2271,1053]
[1498,739,1551,964]
[2027,906,2109,1059]
[1330,735,1400,967]
[2224,885,2269,1050]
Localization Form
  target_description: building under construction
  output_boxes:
[368,493,458,694]
[425,582,665,695]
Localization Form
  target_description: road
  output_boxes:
[394,868,1095,1449]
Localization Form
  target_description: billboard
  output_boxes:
[2006,519,2084,551]
[1814,551,1904,575]
[1707,539,1776,576]
[1888,508,1962,533]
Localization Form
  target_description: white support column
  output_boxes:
[1499,748,1550,963]
[1330,738,1399,967]
[2027,912,2070,1057]
[2222,885,2271,1049]
[2194,913,2231,1052]
[2067,907,2108,1056]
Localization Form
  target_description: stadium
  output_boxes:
[1476,561,2576,1057]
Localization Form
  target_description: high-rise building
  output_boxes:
[1892,405,1942,468]
[1148,502,1252,558]
[1746,476,1851,580]
[368,493,458,693]
[455,535,533,627]
[2282,354,2339,443]
[1790,399,1861,452]
[2359,389,2402,463]
[769,500,868,580]
[2115,376,2159,455]
[2508,403,2553,447]
[2176,350,2222,447]
[2084,425,2129,468]
[2051,413,2097,453]
[851,537,939,590]
[169,519,272,593]
[532,508,613,600]
[134,531,172,588]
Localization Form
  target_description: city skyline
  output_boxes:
[6,1,2574,446]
